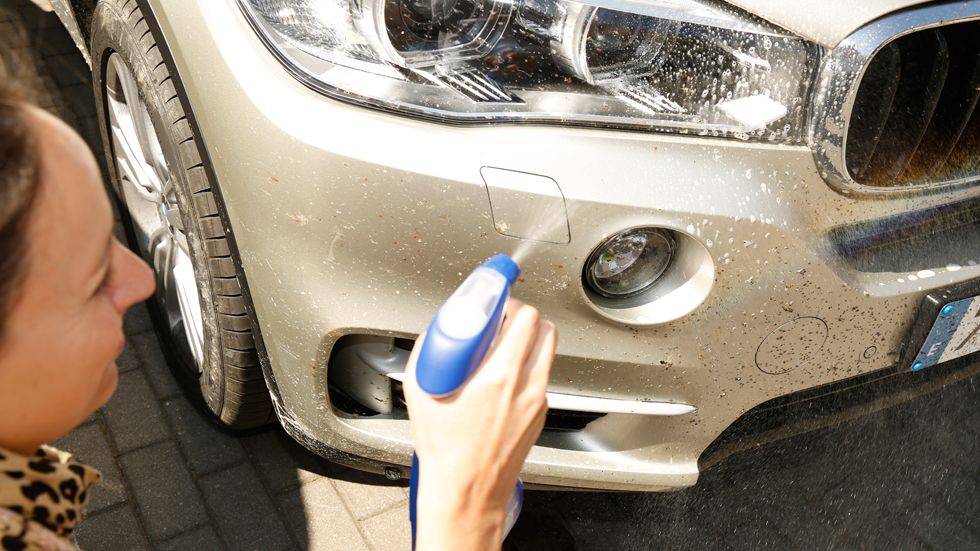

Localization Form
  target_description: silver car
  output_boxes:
[51,0,980,490]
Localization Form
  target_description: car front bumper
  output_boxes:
[147,0,980,490]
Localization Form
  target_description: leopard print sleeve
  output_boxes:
[0,507,77,551]
[0,446,100,550]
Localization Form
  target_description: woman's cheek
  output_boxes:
[82,301,127,374]
[74,304,126,414]
[101,305,127,358]
[90,358,120,411]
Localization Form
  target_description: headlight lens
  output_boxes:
[241,0,819,142]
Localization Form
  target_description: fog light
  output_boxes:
[585,228,675,298]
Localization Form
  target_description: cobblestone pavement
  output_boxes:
[5,2,980,550]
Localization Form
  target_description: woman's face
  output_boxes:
[0,107,155,455]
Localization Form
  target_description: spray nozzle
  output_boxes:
[414,254,520,396]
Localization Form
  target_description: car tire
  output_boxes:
[90,0,273,429]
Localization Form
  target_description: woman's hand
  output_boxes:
[403,298,557,551]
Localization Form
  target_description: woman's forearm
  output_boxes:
[415,471,506,550]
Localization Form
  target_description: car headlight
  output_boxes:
[240,0,819,142]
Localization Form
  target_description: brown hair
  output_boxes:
[0,81,42,337]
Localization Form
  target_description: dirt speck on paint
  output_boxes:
[287,212,310,226]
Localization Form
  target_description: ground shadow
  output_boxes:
[506,368,980,550]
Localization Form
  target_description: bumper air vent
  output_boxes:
[327,335,609,432]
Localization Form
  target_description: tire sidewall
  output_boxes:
[89,0,228,416]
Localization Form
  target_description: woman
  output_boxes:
[0,83,556,550]
[0,81,155,550]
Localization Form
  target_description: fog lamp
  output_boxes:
[585,228,674,298]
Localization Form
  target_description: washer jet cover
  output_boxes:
[755,317,829,375]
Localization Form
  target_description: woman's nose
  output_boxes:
[112,240,156,313]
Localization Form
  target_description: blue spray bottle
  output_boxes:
[408,254,524,549]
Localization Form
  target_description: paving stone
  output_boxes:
[59,81,96,117]
[360,501,411,551]
[34,24,76,56]
[545,491,685,551]
[81,409,100,427]
[242,429,335,494]
[200,462,292,551]
[75,115,106,158]
[332,469,407,521]
[116,341,140,373]
[277,478,368,551]
[41,51,87,86]
[74,506,149,551]
[713,518,793,551]
[102,369,170,453]
[78,113,105,147]
[52,424,127,514]
[157,525,227,551]
[901,497,974,551]
[504,507,576,551]
[20,2,57,22]
[820,515,928,551]
[121,440,208,542]
[124,303,154,334]
[163,396,246,476]
[130,332,183,399]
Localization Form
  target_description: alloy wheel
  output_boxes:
[105,52,205,371]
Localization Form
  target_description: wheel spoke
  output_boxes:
[114,59,161,189]
[108,56,168,198]
[149,226,176,301]
[173,247,205,367]
[110,131,138,188]
[107,92,156,200]
[165,184,185,234]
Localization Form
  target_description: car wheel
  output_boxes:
[90,0,272,429]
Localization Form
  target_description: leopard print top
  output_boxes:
[0,446,100,551]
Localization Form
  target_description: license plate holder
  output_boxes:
[901,280,980,372]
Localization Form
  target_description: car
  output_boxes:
[48,0,980,491]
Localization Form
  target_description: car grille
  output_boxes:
[811,3,980,196]
[845,20,980,188]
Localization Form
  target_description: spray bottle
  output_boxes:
[408,254,524,549]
